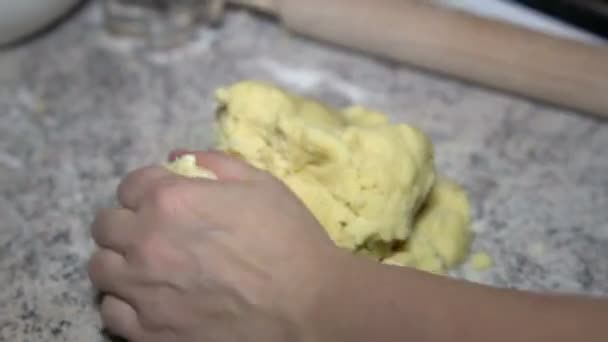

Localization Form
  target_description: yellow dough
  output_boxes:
[166,81,474,274]
[383,177,472,273]
[470,252,494,271]
[215,81,437,251]
[164,154,217,179]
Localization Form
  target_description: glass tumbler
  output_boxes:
[103,0,221,49]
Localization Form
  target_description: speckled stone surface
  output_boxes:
[1,4,607,341]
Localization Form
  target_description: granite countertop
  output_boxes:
[1,4,607,341]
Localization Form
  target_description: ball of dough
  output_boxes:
[215,81,436,251]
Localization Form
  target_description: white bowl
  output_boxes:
[0,0,80,46]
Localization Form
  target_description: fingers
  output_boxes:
[119,150,262,210]
[170,149,263,181]
[101,295,142,341]
[91,208,138,254]
[88,248,133,299]
[118,166,173,210]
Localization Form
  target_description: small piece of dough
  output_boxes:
[470,252,494,271]
[165,154,217,180]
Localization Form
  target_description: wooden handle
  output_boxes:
[268,0,608,117]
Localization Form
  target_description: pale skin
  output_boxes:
[89,150,608,342]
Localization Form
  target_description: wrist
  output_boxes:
[299,249,378,342]
[298,250,457,342]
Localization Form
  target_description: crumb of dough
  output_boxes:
[166,81,473,274]
[164,154,217,180]
[528,242,546,258]
[470,252,494,271]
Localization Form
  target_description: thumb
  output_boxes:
[169,149,261,181]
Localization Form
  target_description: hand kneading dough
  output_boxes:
[166,81,474,274]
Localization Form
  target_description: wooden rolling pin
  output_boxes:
[229,0,608,117]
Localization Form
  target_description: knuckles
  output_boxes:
[127,229,187,274]
[137,289,182,332]
[88,250,119,287]
[147,179,189,215]
[122,179,200,269]
[128,229,164,267]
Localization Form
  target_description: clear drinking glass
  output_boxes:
[103,0,220,49]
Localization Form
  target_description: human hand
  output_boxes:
[88,151,345,342]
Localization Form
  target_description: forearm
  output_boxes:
[312,255,608,342]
